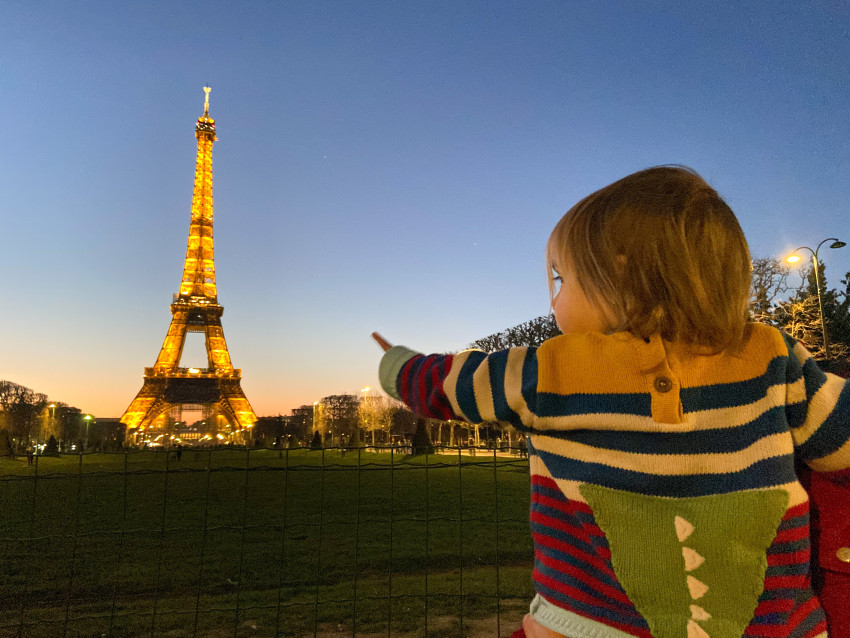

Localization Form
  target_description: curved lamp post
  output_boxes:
[786,238,847,359]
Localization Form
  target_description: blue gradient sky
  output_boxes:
[2,2,849,417]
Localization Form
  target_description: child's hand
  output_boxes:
[371,332,393,352]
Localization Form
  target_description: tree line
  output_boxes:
[0,380,90,454]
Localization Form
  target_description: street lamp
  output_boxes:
[83,414,93,452]
[786,237,846,359]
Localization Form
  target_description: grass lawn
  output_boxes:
[0,448,534,637]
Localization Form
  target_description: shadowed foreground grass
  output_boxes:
[0,448,534,637]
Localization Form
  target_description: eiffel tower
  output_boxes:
[121,87,256,445]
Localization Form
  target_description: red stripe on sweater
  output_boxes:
[534,550,632,605]
[763,575,807,591]
[429,355,455,419]
[767,549,809,566]
[773,523,810,544]
[415,357,430,416]
[399,358,415,409]
[531,493,606,539]
[531,512,617,575]
[751,596,795,616]
[531,505,600,539]
[531,494,599,533]
[745,623,794,637]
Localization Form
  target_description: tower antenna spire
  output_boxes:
[203,86,211,117]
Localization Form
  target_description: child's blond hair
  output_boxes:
[547,166,752,351]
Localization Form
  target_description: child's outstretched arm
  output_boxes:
[371,331,539,430]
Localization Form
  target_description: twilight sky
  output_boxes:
[2,1,849,418]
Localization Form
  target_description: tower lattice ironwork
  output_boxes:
[121,88,256,443]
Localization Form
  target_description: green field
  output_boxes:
[0,448,534,637]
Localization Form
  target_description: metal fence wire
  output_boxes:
[0,446,534,638]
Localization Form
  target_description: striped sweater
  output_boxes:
[378,323,850,638]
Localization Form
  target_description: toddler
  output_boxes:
[374,166,848,638]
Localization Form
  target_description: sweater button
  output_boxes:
[837,547,850,563]
[654,376,673,393]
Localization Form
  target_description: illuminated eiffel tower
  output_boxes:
[121,87,256,445]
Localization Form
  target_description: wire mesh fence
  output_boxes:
[0,446,534,638]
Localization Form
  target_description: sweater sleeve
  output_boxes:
[783,333,850,472]
[377,345,540,430]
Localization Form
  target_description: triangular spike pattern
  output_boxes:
[121,89,257,442]
[686,575,709,600]
[687,619,711,638]
[675,515,695,542]
[682,546,705,571]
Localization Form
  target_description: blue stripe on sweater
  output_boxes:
[758,587,798,601]
[487,349,522,426]
[534,447,798,497]
[767,538,809,555]
[522,348,539,426]
[678,355,786,411]
[454,351,488,423]
[537,391,652,417]
[785,402,808,429]
[538,407,790,455]
[795,380,850,462]
[749,613,784,626]
[777,512,809,531]
[765,563,809,577]
[781,333,802,368]
[801,356,827,400]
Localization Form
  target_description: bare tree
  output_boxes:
[750,257,800,323]
[320,394,361,446]
[0,380,47,443]
[289,405,314,443]
[359,394,399,447]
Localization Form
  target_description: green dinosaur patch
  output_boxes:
[579,484,788,638]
